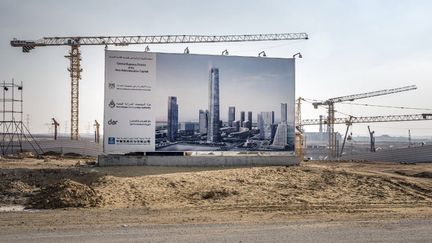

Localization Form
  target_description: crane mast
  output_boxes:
[11,33,308,140]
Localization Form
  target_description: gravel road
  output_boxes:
[2,218,431,243]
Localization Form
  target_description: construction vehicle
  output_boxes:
[10,33,308,140]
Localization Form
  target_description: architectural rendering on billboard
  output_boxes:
[104,50,295,154]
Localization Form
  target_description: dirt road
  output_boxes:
[1,218,431,243]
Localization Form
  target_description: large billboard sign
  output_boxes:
[104,50,295,154]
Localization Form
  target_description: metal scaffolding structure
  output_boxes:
[0,79,43,155]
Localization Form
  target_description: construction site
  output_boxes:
[1,1,432,242]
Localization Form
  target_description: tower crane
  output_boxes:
[311,85,417,158]
[301,113,432,157]
[10,33,308,140]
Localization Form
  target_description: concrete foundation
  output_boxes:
[98,154,299,167]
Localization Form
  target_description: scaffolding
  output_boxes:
[0,79,43,155]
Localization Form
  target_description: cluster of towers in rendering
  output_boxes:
[165,67,293,149]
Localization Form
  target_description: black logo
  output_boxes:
[108,83,115,89]
[108,119,118,125]
[108,137,115,144]
[108,100,116,108]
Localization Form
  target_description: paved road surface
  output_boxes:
[2,218,431,242]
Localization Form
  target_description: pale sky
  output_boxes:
[0,0,431,137]
[155,53,294,123]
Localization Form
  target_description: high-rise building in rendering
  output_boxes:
[207,67,220,142]
[271,111,275,124]
[259,111,274,140]
[281,103,287,124]
[199,109,208,135]
[240,111,245,127]
[257,113,262,133]
[247,111,252,130]
[272,123,288,147]
[167,96,178,142]
[272,103,289,147]
[234,120,241,132]
[228,106,235,127]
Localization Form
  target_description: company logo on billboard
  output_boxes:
[108,137,116,144]
[108,82,115,89]
[107,119,118,125]
[108,100,116,108]
[110,137,151,145]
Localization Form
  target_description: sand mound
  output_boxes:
[29,179,101,209]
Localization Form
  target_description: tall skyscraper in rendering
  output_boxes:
[167,96,178,142]
[272,103,289,147]
[228,106,235,127]
[271,111,275,124]
[281,103,287,124]
[272,123,288,147]
[240,111,245,126]
[247,111,252,130]
[259,111,273,139]
[207,67,220,142]
[199,109,208,134]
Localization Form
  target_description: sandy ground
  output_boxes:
[0,155,432,233]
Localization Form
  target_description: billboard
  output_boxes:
[104,50,295,154]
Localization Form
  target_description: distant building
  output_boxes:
[234,120,241,132]
[180,122,195,136]
[199,109,208,134]
[243,121,251,131]
[259,112,273,140]
[207,67,220,142]
[281,103,287,124]
[240,111,245,127]
[271,111,275,124]
[167,96,178,141]
[228,106,235,127]
[247,111,252,130]
[272,123,288,147]
[257,113,262,133]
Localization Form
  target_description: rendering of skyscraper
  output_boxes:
[228,106,235,127]
[167,96,178,142]
[271,111,275,124]
[272,103,289,147]
[259,111,273,140]
[247,111,252,130]
[199,109,208,134]
[234,120,240,132]
[240,111,245,127]
[281,103,287,124]
[272,123,288,147]
[207,67,220,142]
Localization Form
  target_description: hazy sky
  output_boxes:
[0,0,431,137]
[155,53,294,123]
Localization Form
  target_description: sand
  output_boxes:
[0,155,432,231]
